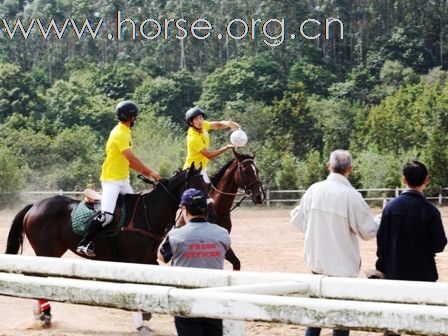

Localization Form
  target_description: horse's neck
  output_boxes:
[212,168,239,215]
[139,178,184,232]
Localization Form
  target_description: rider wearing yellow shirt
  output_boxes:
[183,107,240,183]
[77,100,161,257]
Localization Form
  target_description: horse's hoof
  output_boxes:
[137,325,151,336]
[142,312,152,321]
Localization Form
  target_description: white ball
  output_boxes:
[230,129,248,147]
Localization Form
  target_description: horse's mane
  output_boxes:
[211,154,253,186]
[142,168,185,199]
[210,160,234,186]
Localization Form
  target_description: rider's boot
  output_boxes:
[76,212,106,257]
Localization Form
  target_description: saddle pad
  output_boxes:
[71,201,96,235]
[71,197,136,237]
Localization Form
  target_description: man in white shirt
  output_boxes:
[290,149,378,336]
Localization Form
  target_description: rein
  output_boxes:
[210,158,262,197]
[230,196,246,212]
[210,182,247,196]
[138,174,179,202]
[128,172,202,239]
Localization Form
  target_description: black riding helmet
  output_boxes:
[116,100,138,121]
[185,106,206,126]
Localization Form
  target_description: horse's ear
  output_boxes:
[232,148,242,161]
[188,162,195,176]
[252,151,256,159]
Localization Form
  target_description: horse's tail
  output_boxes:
[5,204,33,254]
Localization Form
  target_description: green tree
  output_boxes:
[289,61,337,96]
[132,112,185,183]
[365,83,440,153]
[0,63,42,119]
[41,126,102,190]
[199,56,286,117]
[133,71,201,124]
[301,150,326,188]
[422,116,448,195]
[379,60,419,87]
[98,65,147,100]
[3,128,54,171]
[252,140,284,189]
[0,146,24,199]
[307,97,356,158]
[329,67,376,102]
[423,67,448,86]
[368,60,419,102]
[45,79,87,129]
[45,71,115,137]
[355,150,402,190]
[269,83,321,158]
[274,153,301,190]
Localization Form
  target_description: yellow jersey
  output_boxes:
[183,121,211,170]
[100,123,132,181]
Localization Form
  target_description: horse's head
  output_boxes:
[232,149,265,204]
[184,163,209,194]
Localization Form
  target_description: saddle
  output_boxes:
[71,190,141,238]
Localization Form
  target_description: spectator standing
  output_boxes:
[159,188,231,336]
[376,160,447,281]
[290,149,379,336]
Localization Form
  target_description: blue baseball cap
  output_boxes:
[180,188,208,211]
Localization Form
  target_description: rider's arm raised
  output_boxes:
[209,120,240,130]
[122,149,161,181]
[200,145,234,160]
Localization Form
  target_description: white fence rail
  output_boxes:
[1,255,448,335]
[265,187,448,206]
[18,187,448,206]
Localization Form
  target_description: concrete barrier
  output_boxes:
[1,255,448,335]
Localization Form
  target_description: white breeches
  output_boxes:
[200,168,211,184]
[100,178,133,226]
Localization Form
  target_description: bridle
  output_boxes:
[210,158,263,197]
[237,158,263,194]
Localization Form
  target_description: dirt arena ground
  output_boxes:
[1,204,447,336]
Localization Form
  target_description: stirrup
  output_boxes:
[76,243,96,257]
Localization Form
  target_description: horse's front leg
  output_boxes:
[225,248,241,271]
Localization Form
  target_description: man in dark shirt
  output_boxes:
[158,188,231,336]
[376,160,447,282]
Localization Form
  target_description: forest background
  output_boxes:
[1,0,448,204]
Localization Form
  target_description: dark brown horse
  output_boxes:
[209,150,265,270]
[5,164,207,326]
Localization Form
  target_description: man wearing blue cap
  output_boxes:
[158,188,231,336]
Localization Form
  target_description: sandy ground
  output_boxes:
[1,204,448,336]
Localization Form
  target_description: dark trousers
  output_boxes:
[174,316,222,336]
[305,326,349,336]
